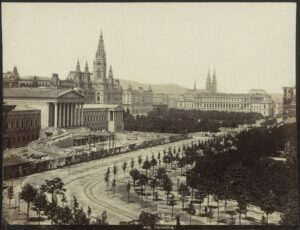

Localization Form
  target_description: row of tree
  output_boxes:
[123,108,262,133]
[14,177,108,225]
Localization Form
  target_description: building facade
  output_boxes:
[283,86,296,123]
[122,84,153,116]
[4,106,41,149]
[4,88,86,129]
[3,32,123,105]
[177,69,274,117]
[83,104,124,132]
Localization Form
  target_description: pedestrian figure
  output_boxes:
[204,206,208,213]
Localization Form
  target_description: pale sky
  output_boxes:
[2,3,296,94]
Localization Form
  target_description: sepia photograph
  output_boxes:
[1,2,298,229]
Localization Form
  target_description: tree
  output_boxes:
[138,156,143,169]
[260,190,276,224]
[112,179,116,197]
[20,183,37,220]
[32,190,47,224]
[126,181,131,203]
[178,183,190,210]
[142,159,151,177]
[113,164,118,180]
[156,167,166,186]
[178,157,186,175]
[169,194,176,219]
[150,158,158,172]
[104,171,110,194]
[138,211,159,226]
[57,205,73,224]
[71,195,79,218]
[122,161,127,177]
[7,186,14,208]
[162,175,173,204]
[95,210,108,225]
[73,207,89,224]
[129,169,140,188]
[188,201,195,225]
[149,179,158,200]
[154,191,159,210]
[130,158,135,170]
[40,177,66,205]
[195,190,205,215]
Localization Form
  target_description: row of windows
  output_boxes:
[192,98,251,103]
[8,134,39,145]
[181,103,243,109]
[84,113,107,122]
[180,102,269,111]
[6,119,39,130]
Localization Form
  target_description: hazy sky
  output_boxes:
[2,3,296,94]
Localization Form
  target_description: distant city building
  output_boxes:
[283,86,296,123]
[271,96,283,117]
[153,93,169,106]
[83,104,124,132]
[178,69,274,117]
[4,105,41,149]
[122,84,153,116]
[3,31,123,105]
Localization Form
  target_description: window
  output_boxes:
[16,121,19,128]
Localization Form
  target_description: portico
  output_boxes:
[4,87,86,129]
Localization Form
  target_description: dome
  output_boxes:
[248,89,268,95]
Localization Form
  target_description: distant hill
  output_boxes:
[119,79,188,95]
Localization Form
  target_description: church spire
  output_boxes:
[206,68,212,91]
[194,80,196,91]
[212,65,217,93]
[84,61,89,73]
[76,59,81,72]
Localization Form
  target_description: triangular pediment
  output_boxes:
[58,90,85,99]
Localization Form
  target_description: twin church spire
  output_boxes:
[205,66,217,93]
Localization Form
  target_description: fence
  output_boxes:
[4,133,189,180]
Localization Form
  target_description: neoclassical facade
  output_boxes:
[122,84,153,116]
[83,104,124,132]
[4,106,41,149]
[4,88,86,129]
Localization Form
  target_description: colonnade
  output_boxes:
[53,102,84,128]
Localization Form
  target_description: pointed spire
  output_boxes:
[213,65,216,79]
[96,30,106,58]
[194,80,196,91]
[108,65,113,79]
[206,67,212,91]
[84,61,89,73]
[76,59,81,72]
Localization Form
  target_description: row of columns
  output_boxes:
[53,102,84,128]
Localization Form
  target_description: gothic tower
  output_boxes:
[212,67,217,93]
[206,69,212,92]
[93,31,107,83]
[194,80,196,91]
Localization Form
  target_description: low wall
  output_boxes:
[4,133,189,180]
